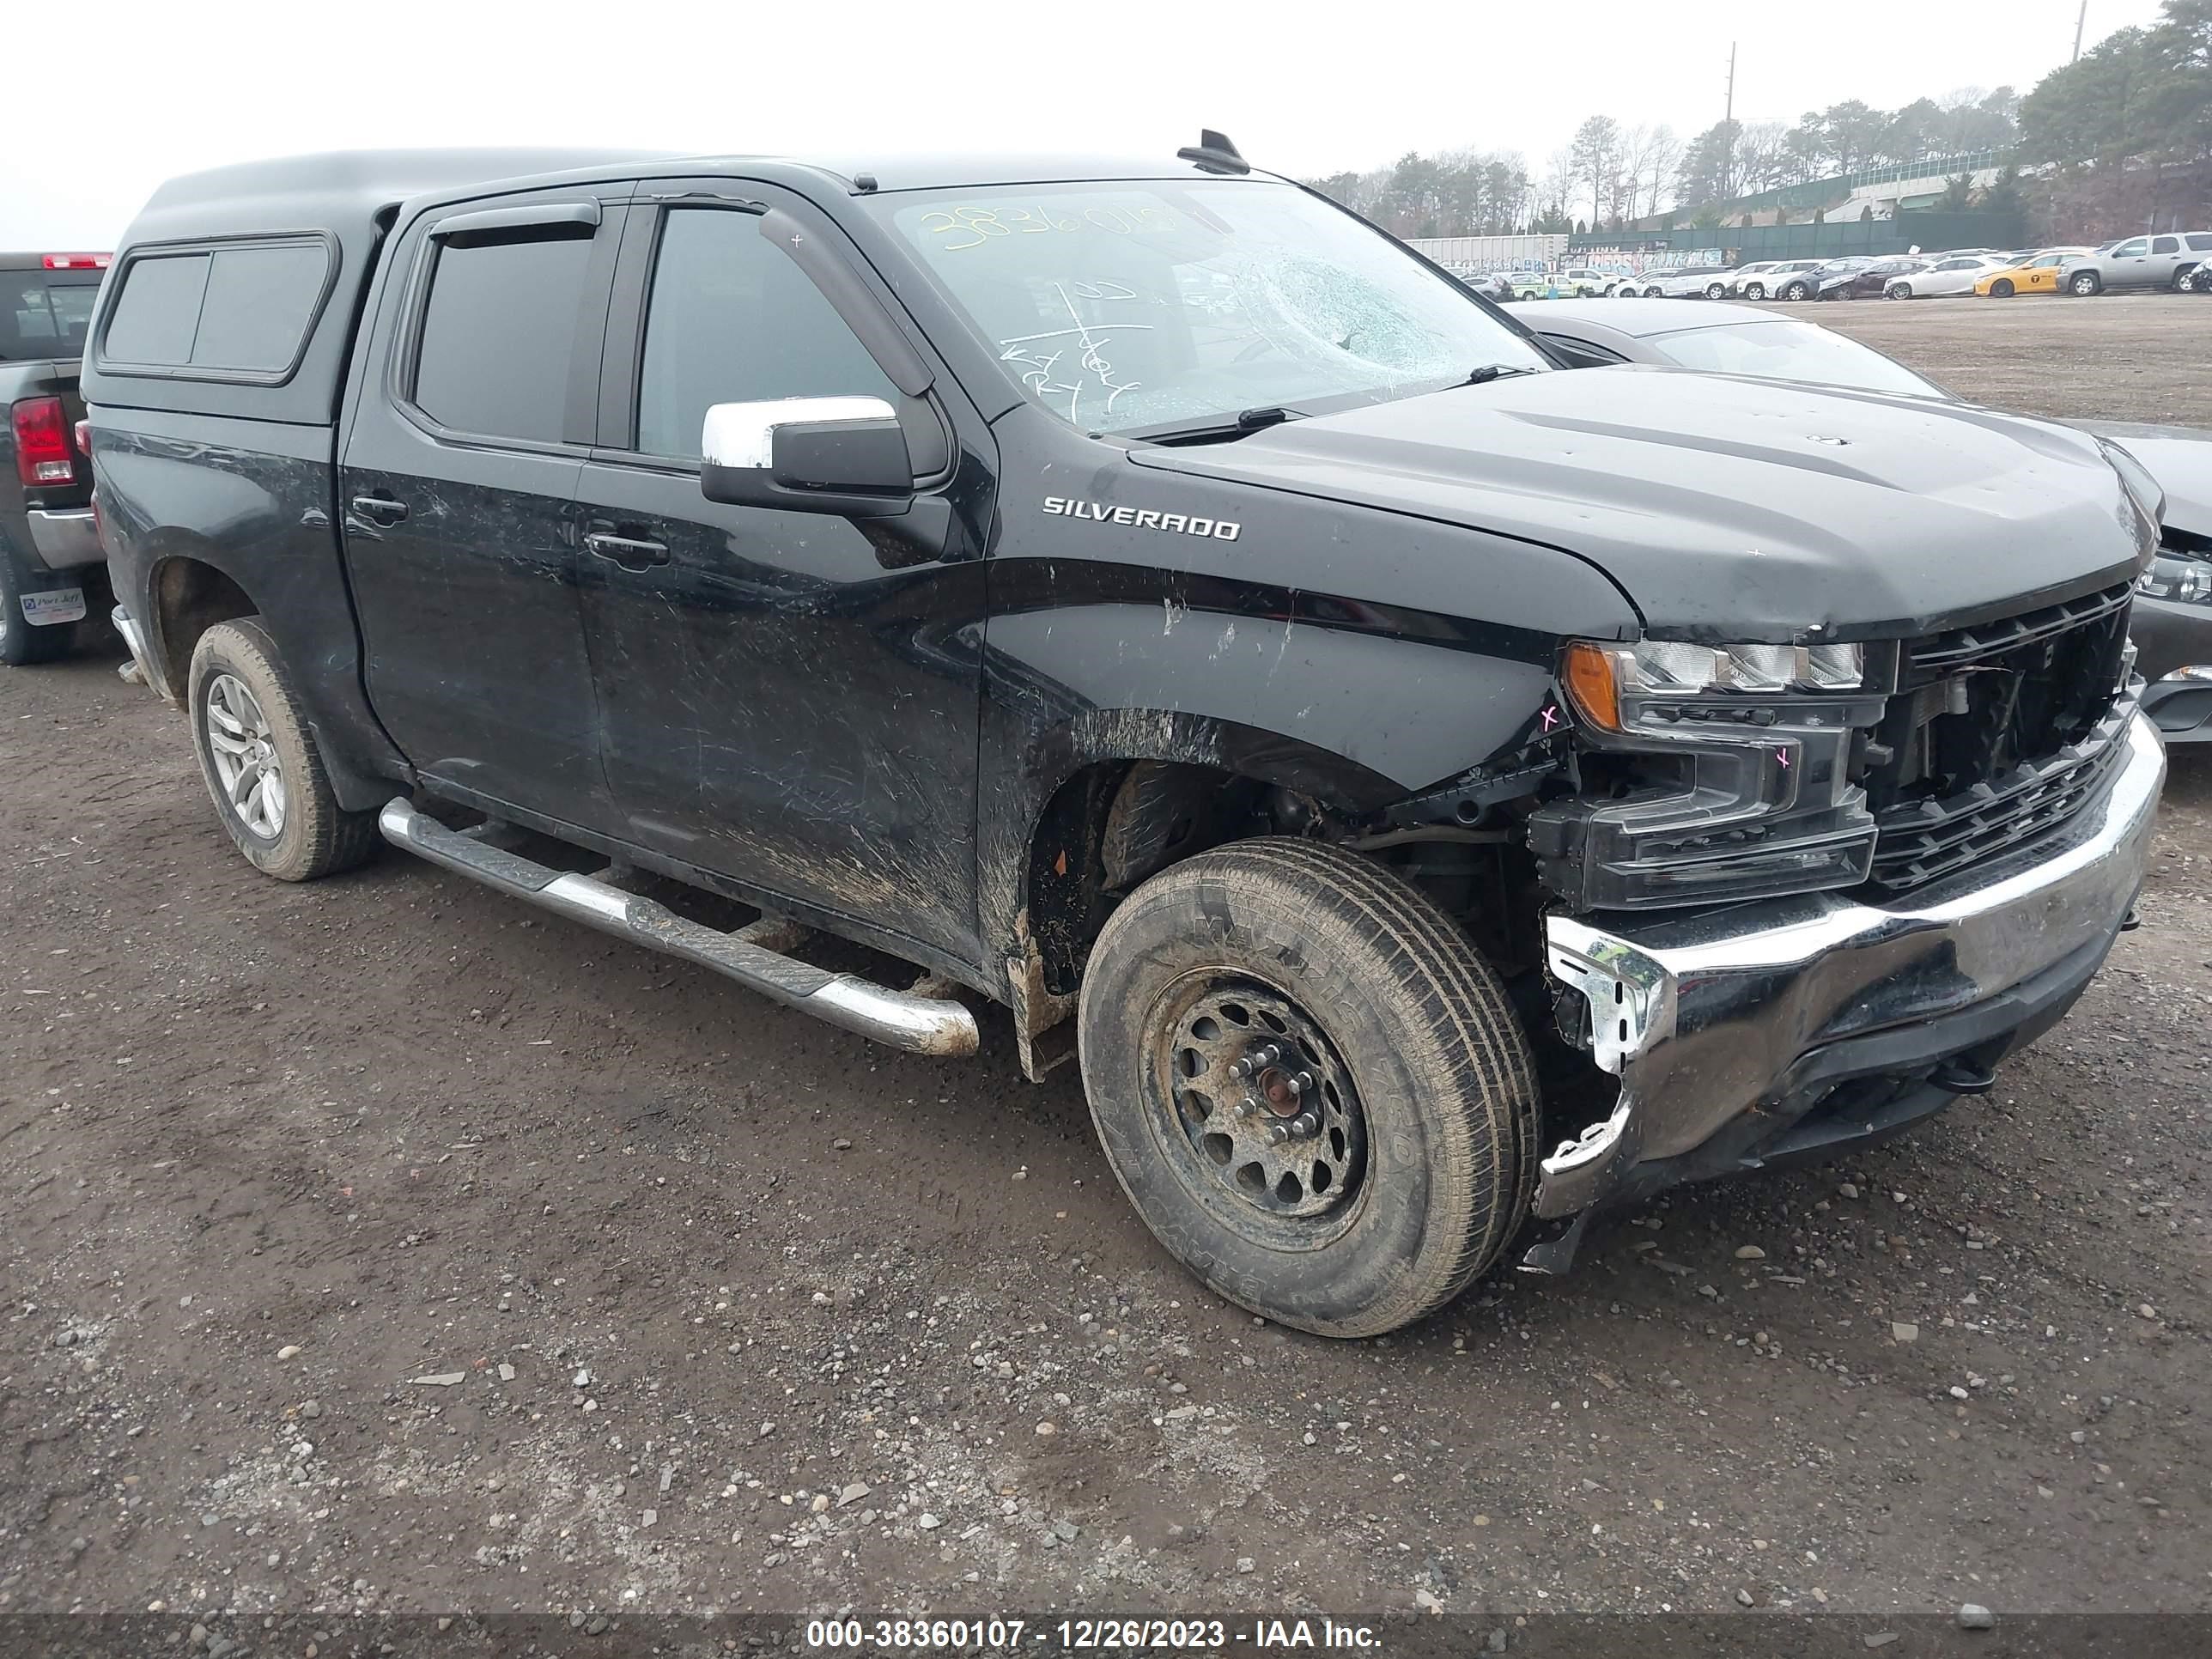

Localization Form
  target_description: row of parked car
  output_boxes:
[1468,231,2212,306]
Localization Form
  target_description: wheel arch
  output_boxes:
[1011,710,1404,1004]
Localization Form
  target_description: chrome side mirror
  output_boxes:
[701,396,915,517]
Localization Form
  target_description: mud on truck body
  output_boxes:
[85,137,2166,1337]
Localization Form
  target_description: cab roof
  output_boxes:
[122,146,1279,246]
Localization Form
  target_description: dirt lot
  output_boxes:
[3,296,2209,1633]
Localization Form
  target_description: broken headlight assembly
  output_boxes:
[1528,637,1892,910]
[2138,553,2212,604]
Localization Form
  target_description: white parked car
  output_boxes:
[1735,259,1825,301]
[1716,261,1782,299]
[1636,264,1730,298]
[1882,253,2008,299]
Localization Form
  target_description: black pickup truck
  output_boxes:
[86,141,2166,1337]
[2,252,108,664]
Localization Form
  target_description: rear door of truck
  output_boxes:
[338,185,635,832]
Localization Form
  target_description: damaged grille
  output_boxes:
[1860,582,2135,893]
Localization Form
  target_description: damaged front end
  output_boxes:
[1517,620,2164,1272]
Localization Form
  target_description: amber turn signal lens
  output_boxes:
[1562,642,1621,732]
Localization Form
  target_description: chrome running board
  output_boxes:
[377,799,978,1057]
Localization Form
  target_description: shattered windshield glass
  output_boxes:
[867,180,1546,434]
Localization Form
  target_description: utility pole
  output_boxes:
[1723,43,1739,201]
[1725,42,1736,125]
[2072,0,2087,61]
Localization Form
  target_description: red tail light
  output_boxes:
[41,252,111,270]
[11,397,76,487]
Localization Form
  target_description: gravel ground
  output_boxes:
[2,298,2207,1629]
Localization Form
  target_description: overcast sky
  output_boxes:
[3,0,2171,247]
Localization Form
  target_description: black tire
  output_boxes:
[187,617,380,882]
[1077,837,1540,1338]
[1781,280,1810,301]
[1705,282,1728,300]
[2191,267,2212,294]
[1991,278,2014,297]
[2069,270,2101,296]
[0,544,76,666]
[1886,281,1913,300]
[1643,284,1664,298]
[1743,283,1766,301]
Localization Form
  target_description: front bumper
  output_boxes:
[1534,710,2166,1219]
[2140,672,2212,743]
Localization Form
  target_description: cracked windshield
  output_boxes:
[873,180,1546,434]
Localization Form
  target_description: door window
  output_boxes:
[2112,239,2148,258]
[2151,236,2180,255]
[634,209,897,461]
[412,226,598,443]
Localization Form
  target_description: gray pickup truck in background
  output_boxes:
[2,252,108,665]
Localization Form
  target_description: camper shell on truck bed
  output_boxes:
[87,142,2166,1339]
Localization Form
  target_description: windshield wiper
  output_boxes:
[1124,405,1306,446]
[1462,364,1540,386]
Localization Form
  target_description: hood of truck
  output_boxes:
[2076,422,2212,542]
[1129,365,2148,641]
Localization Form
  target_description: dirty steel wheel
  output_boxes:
[1078,838,1540,1338]
[188,617,380,882]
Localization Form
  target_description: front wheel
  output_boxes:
[1742,283,1765,301]
[1781,281,1810,301]
[1078,838,1540,1338]
[1990,278,2015,297]
[2191,267,2212,294]
[2069,270,2101,296]
[1886,281,1913,300]
[188,617,380,882]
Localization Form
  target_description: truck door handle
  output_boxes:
[351,495,409,526]
[583,532,670,568]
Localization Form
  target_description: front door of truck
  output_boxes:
[340,186,631,833]
[571,189,990,966]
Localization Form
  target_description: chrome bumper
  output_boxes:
[27,507,103,568]
[1535,710,2166,1218]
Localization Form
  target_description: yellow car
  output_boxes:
[1973,248,2095,297]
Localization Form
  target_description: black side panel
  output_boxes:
[89,405,406,799]
[337,189,630,833]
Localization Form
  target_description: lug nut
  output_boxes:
[1267,1121,1292,1146]
[1228,1057,1252,1079]
[1291,1111,1320,1139]
[1238,1096,1260,1118]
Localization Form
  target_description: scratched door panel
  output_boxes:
[575,196,992,964]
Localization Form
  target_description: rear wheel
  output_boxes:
[1742,283,1766,301]
[0,547,76,666]
[188,618,380,882]
[2191,266,2212,294]
[1643,284,1664,298]
[2069,270,2101,296]
[1704,282,1728,300]
[1078,838,1540,1338]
